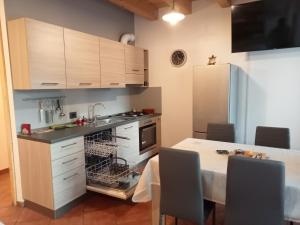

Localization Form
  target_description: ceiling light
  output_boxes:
[162,0,185,25]
[162,11,185,25]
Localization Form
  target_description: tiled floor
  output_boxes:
[0,172,296,225]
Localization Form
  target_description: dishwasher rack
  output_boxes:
[84,130,140,195]
[85,131,118,158]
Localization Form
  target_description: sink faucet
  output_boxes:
[88,102,105,123]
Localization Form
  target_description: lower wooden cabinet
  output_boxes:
[18,137,86,211]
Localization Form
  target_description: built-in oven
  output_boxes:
[139,117,157,155]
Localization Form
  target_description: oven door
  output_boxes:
[139,123,157,154]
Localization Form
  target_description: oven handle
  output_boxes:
[141,124,156,132]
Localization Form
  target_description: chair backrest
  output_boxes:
[225,156,285,225]
[159,147,205,225]
[255,126,290,149]
[207,123,235,143]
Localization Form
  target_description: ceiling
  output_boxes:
[108,0,231,21]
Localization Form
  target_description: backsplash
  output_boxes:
[13,87,162,132]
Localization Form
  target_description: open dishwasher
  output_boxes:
[84,129,141,199]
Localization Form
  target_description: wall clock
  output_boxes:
[171,50,187,67]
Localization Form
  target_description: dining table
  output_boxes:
[132,138,300,225]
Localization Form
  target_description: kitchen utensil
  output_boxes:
[38,100,44,123]
[56,99,62,112]
[59,98,66,117]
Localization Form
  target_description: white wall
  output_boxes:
[135,0,300,149]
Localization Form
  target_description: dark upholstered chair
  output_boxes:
[225,156,285,225]
[159,148,215,225]
[255,126,290,149]
[207,123,235,143]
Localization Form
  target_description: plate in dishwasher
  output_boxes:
[86,173,141,200]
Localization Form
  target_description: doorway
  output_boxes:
[0,21,16,206]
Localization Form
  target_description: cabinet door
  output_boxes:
[100,38,125,88]
[64,29,100,88]
[26,19,66,89]
[125,45,145,85]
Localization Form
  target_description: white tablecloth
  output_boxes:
[132,138,300,222]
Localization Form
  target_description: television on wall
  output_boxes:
[231,0,300,53]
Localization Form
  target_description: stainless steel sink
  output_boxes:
[93,117,126,127]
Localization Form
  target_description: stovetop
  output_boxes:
[116,111,145,118]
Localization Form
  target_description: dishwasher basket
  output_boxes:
[84,131,118,158]
[86,157,132,188]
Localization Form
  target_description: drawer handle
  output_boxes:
[110,82,119,86]
[132,69,140,72]
[143,120,153,125]
[41,82,59,86]
[61,142,77,149]
[63,173,79,181]
[62,158,78,165]
[79,83,92,86]
[124,126,133,130]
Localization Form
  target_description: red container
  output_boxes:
[21,123,31,135]
[142,108,155,115]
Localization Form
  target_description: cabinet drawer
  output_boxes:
[116,122,139,137]
[51,137,84,160]
[125,74,144,85]
[53,165,86,193]
[54,181,86,209]
[52,151,85,177]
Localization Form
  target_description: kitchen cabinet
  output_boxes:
[100,38,125,88]
[18,136,86,217]
[116,121,139,165]
[8,17,148,90]
[8,18,66,89]
[64,29,100,88]
[125,45,145,85]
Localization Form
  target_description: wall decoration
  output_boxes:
[171,50,187,67]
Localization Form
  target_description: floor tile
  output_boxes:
[50,216,83,225]
[83,210,116,225]
[17,208,50,223]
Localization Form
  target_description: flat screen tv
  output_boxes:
[231,0,300,53]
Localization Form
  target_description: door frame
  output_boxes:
[0,0,23,205]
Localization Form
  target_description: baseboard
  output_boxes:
[0,168,9,175]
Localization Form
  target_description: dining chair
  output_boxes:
[206,123,235,143]
[225,156,285,225]
[255,126,290,149]
[159,147,215,225]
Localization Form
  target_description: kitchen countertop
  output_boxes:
[17,113,161,144]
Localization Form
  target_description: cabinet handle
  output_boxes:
[41,83,59,86]
[62,158,78,165]
[79,83,92,86]
[110,83,119,86]
[124,126,133,130]
[61,142,77,149]
[132,69,140,72]
[63,173,79,181]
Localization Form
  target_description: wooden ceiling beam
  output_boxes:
[159,0,192,15]
[108,0,159,20]
[216,0,231,8]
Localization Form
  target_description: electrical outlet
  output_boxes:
[69,112,77,119]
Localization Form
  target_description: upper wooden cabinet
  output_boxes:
[100,38,125,88]
[64,29,101,88]
[8,18,148,90]
[125,45,145,85]
[8,18,66,89]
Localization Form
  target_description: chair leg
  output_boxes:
[212,205,216,225]
[175,217,178,225]
[159,214,164,225]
